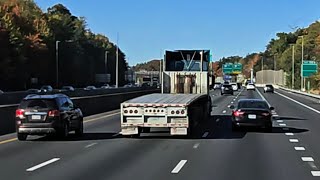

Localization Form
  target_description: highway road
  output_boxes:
[0,87,320,180]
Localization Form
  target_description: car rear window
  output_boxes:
[223,85,231,87]
[266,85,273,88]
[238,101,268,109]
[19,99,57,109]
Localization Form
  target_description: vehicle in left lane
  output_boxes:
[230,99,274,132]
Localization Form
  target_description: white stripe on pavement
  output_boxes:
[202,132,209,138]
[289,139,299,143]
[279,123,286,126]
[311,171,320,176]
[171,160,187,174]
[276,120,283,123]
[193,143,200,149]
[85,143,97,148]
[302,157,314,162]
[26,158,60,172]
[285,133,294,136]
[294,147,305,151]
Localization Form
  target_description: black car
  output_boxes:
[221,84,233,95]
[15,94,83,140]
[264,84,274,93]
[230,99,274,132]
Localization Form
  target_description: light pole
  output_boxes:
[116,32,119,88]
[273,54,277,84]
[291,44,295,89]
[261,56,264,84]
[55,40,73,88]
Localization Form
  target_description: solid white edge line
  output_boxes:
[301,157,314,162]
[275,91,320,114]
[171,160,187,174]
[294,147,305,151]
[202,132,209,138]
[311,171,320,176]
[285,133,294,136]
[289,139,299,143]
[26,158,60,172]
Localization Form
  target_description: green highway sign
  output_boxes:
[301,60,318,77]
[232,63,242,74]
[223,63,233,74]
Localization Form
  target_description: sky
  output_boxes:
[35,0,320,66]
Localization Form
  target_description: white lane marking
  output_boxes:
[283,128,289,131]
[26,158,60,172]
[273,114,279,117]
[171,160,187,174]
[193,143,200,149]
[311,171,320,176]
[256,88,271,106]
[302,157,314,162]
[275,91,320,114]
[231,102,234,104]
[285,133,294,136]
[233,99,236,101]
[279,123,286,126]
[294,147,306,151]
[202,132,209,138]
[289,139,299,143]
[222,110,226,114]
[276,120,283,123]
[85,143,97,148]
[216,118,220,122]
[227,105,231,108]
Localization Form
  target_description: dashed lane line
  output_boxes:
[311,171,320,176]
[294,147,306,151]
[202,132,209,138]
[289,139,299,143]
[285,133,294,136]
[279,123,286,126]
[26,158,60,172]
[302,157,314,162]
[193,143,200,149]
[85,143,97,148]
[171,160,187,174]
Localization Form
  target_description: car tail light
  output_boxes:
[233,111,244,117]
[48,110,60,117]
[16,109,25,119]
[262,113,270,116]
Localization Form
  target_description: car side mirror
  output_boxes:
[230,105,235,109]
[270,106,275,111]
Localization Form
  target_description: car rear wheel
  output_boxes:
[58,123,69,138]
[75,121,83,137]
[17,133,27,141]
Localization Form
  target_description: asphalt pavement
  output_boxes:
[0,87,320,180]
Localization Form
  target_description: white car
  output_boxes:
[231,83,238,91]
[246,83,255,91]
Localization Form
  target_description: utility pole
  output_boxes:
[105,51,108,74]
[299,36,304,91]
[55,40,73,88]
[273,54,276,84]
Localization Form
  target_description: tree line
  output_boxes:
[0,0,128,91]
[212,21,320,89]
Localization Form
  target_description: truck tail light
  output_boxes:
[181,110,185,114]
[16,109,25,119]
[48,110,60,117]
[129,110,133,114]
[124,110,128,113]
[134,110,138,114]
[171,110,175,114]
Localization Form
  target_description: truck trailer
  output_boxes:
[120,50,212,137]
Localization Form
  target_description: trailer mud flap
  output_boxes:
[121,126,139,135]
[170,127,187,135]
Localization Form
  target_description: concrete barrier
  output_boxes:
[0,88,159,135]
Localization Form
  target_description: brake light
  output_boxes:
[16,109,25,119]
[262,113,270,116]
[233,111,244,117]
[48,110,60,117]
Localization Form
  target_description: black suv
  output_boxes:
[15,94,83,141]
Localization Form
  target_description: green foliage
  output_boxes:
[0,0,127,90]
[133,60,160,71]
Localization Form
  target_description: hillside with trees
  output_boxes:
[0,0,127,90]
[132,59,160,71]
[213,20,320,89]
